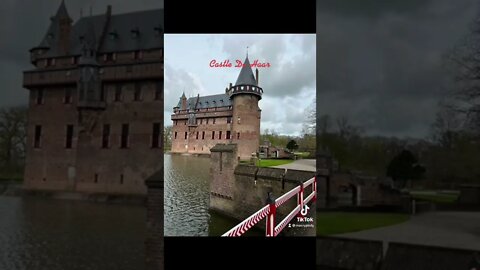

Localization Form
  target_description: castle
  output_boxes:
[22,1,164,195]
[171,56,263,160]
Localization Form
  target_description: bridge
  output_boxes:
[222,176,316,236]
[209,144,316,236]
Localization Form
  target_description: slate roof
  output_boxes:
[35,3,163,57]
[234,56,257,86]
[176,94,232,109]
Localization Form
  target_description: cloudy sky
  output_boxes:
[317,0,479,138]
[0,0,163,109]
[165,34,316,136]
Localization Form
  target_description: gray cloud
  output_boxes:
[317,0,478,138]
[0,0,163,109]
[164,63,205,121]
[165,34,316,136]
[220,35,316,99]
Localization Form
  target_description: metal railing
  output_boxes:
[222,176,316,237]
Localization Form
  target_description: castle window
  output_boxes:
[109,31,118,40]
[100,84,106,102]
[155,81,163,100]
[200,119,203,125]
[227,117,232,124]
[131,28,140,39]
[36,89,44,105]
[174,132,177,139]
[105,53,116,62]
[120,174,124,184]
[102,124,110,148]
[206,118,209,124]
[226,131,231,140]
[64,88,72,104]
[120,124,129,149]
[114,85,122,101]
[174,120,177,126]
[134,83,142,101]
[46,58,55,67]
[133,50,142,60]
[71,56,79,65]
[94,174,98,183]
[202,131,205,140]
[152,123,161,148]
[237,132,240,139]
[213,118,216,124]
[184,132,187,139]
[241,86,244,90]
[34,125,42,148]
[184,120,186,125]
[212,131,215,140]
[219,131,222,140]
[196,131,199,140]
[65,125,74,149]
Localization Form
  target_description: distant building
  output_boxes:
[22,1,164,195]
[259,140,292,159]
[171,55,262,160]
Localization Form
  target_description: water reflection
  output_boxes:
[0,196,145,270]
[164,154,263,236]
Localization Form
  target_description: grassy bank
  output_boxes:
[257,159,294,168]
[317,211,409,235]
[410,191,459,204]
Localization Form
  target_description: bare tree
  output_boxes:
[302,99,316,135]
[318,114,331,135]
[164,125,172,151]
[445,16,480,133]
[430,101,463,148]
[0,106,27,168]
[336,115,363,140]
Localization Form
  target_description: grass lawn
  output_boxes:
[257,159,294,168]
[317,212,409,236]
[410,191,459,204]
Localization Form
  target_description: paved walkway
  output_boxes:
[272,159,316,172]
[337,211,480,251]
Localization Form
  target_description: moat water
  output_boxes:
[164,154,261,236]
[0,195,146,270]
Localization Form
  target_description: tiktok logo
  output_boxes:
[300,205,310,216]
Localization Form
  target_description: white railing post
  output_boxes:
[266,192,276,237]
[297,181,304,214]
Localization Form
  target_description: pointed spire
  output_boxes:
[55,0,71,20]
[234,55,257,86]
[181,91,186,99]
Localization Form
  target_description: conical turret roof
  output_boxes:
[234,56,257,86]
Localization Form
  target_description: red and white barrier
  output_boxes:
[222,176,316,237]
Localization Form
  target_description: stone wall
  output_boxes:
[171,112,233,155]
[23,80,163,195]
[210,143,315,236]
